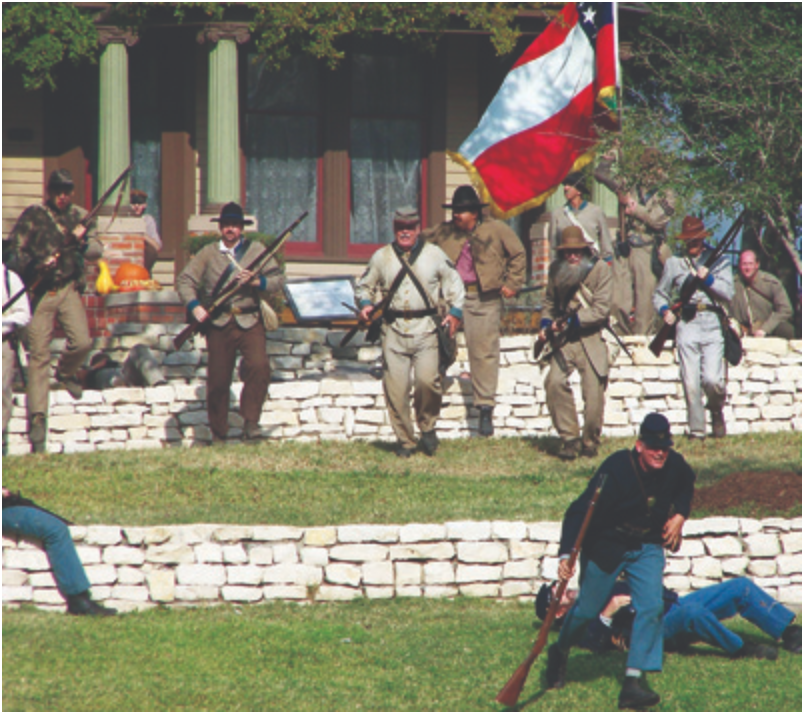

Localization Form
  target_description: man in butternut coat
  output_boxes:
[423,185,525,437]
[539,227,613,460]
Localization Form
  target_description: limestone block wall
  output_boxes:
[3,517,801,614]
[4,327,802,454]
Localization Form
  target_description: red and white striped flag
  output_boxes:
[449,2,619,218]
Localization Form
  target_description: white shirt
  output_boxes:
[2,266,31,337]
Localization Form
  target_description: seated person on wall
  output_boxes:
[537,576,802,660]
[3,488,116,616]
[130,189,162,275]
[730,250,795,339]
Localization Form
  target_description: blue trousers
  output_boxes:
[558,543,665,672]
[2,505,90,597]
[664,577,795,654]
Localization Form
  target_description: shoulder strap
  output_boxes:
[563,206,600,254]
[210,239,251,302]
[391,242,435,309]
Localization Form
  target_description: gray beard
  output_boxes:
[551,255,593,300]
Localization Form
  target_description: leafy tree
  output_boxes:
[623,3,802,275]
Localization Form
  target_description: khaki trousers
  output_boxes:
[544,340,607,450]
[382,328,441,449]
[24,284,91,417]
[611,254,634,336]
[629,244,658,336]
[205,319,270,440]
[463,291,502,407]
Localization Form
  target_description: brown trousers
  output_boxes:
[205,319,270,440]
[463,291,502,408]
[24,284,92,417]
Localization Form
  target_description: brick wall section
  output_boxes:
[4,330,801,454]
[3,517,801,614]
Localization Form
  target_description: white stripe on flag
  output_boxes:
[459,24,595,162]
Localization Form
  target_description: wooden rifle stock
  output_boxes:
[173,211,307,350]
[533,305,580,361]
[648,211,745,357]
[495,472,608,708]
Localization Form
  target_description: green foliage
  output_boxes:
[1,432,799,526]
[621,4,802,272]
[1,2,99,90]
[4,602,802,711]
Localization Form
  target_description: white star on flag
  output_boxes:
[583,7,597,25]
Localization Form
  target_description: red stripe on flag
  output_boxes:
[472,83,597,214]
[595,23,616,92]
[513,3,579,70]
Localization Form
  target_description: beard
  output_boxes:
[550,254,594,300]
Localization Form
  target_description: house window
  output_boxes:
[245,55,320,247]
[349,49,424,247]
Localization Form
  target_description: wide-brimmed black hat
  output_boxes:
[442,185,488,212]
[563,171,588,195]
[47,169,75,192]
[211,202,254,226]
[639,413,673,449]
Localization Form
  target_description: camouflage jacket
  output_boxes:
[5,201,100,293]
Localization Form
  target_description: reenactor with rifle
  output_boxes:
[595,149,675,335]
[176,202,285,443]
[4,169,104,453]
[539,226,612,460]
[653,216,734,440]
[355,206,464,458]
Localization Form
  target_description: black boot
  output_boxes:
[419,430,439,456]
[782,624,802,654]
[66,591,117,617]
[478,406,494,437]
[545,643,568,689]
[736,641,778,660]
[618,675,660,710]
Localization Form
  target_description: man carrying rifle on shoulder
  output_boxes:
[539,226,612,461]
[546,413,695,710]
[653,216,734,440]
[177,202,284,444]
[4,169,103,454]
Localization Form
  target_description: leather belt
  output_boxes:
[464,283,479,294]
[385,307,437,321]
[221,305,259,316]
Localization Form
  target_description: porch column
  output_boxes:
[198,23,250,210]
[97,27,137,201]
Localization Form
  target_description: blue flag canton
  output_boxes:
[577,2,614,47]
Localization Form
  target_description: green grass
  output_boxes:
[2,432,800,525]
[3,599,800,712]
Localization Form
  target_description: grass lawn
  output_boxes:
[3,599,801,712]
[2,432,800,526]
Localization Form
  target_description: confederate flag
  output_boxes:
[449,2,619,218]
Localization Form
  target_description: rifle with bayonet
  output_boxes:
[648,211,745,357]
[3,163,133,313]
[173,211,308,350]
[495,472,608,708]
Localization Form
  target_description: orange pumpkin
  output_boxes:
[114,263,150,285]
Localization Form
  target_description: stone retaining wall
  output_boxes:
[5,326,802,454]
[3,517,801,613]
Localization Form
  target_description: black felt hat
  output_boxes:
[442,185,488,211]
[211,202,254,226]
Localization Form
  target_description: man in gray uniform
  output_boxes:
[549,171,614,264]
[595,150,675,335]
[539,227,613,460]
[424,185,525,437]
[653,216,734,439]
[731,250,794,339]
[356,207,464,458]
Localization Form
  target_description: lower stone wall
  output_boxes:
[5,326,802,454]
[3,517,801,613]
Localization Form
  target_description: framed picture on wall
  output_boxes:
[283,276,358,323]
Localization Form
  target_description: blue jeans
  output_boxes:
[2,505,90,597]
[558,543,665,672]
[664,577,795,654]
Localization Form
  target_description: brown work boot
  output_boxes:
[242,420,263,442]
[711,410,726,438]
[30,413,46,454]
[55,370,83,400]
[557,440,580,461]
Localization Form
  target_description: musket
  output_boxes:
[173,211,308,350]
[3,163,134,313]
[649,211,745,357]
[338,293,389,348]
[532,304,581,364]
[495,472,608,708]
